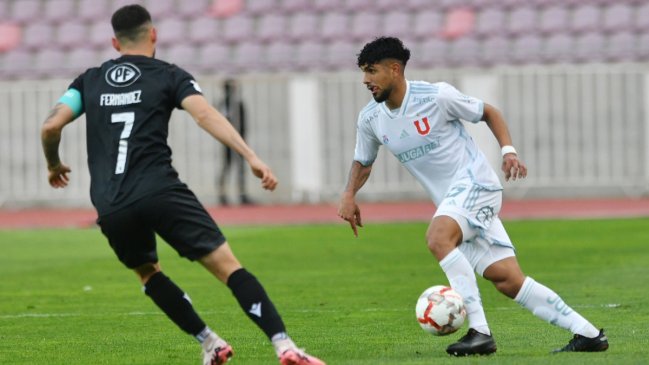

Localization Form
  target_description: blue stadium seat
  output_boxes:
[155,17,187,47]
[79,0,109,22]
[448,37,481,67]
[280,0,310,14]
[265,41,296,71]
[197,43,231,73]
[145,0,176,20]
[324,40,358,70]
[231,41,265,72]
[480,36,510,66]
[244,0,278,16]
[177,0,209,19]
[510,34,543,64]
[474,8,506,38]
[543,33,573,63]
[382,11,413,41]
[412,10,444,40]
[1,49,33,79]
[573,31,606,63]
[571,4,601,35]
[605,31,636,62]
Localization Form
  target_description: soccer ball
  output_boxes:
[415,285,466,336]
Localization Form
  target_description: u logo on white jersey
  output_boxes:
[414,117,431,136]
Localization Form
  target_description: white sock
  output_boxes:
[196,326,214,344]
[271,332,296,356]
[515,277,600,338]
[439,248,490,336]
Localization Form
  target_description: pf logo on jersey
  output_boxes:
[105,63,141,87]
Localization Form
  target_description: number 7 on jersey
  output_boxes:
[111,112,134,174]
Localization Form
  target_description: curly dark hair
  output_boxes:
[356,37,411,68]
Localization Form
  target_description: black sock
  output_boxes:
[144,272,206,337]
[227,268,286,339]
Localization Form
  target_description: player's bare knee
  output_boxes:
[134,262,161,284]
[426,233,454,260]
[493,276,524,299]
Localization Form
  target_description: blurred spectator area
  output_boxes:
[1,0,649,79]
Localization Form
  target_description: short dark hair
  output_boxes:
[111,4,152,42]
[357,37,411,68]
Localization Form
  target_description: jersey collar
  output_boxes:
[380,80,411,119]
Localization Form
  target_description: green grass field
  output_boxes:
[1,218,648,365]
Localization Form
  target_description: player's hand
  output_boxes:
[502,153,527,181]
[47,162,71,188]
[338,196,363,237]
[248,156,278,191]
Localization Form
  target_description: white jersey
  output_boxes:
[354,80,502,205]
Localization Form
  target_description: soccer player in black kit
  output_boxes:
[40,5,325,365]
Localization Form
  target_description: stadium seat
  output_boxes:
[411,10,444,40]
[573,31,606,63]
[256,14,287,44]
[44,0,76,24]
[350,12,382,42]
[344,0,374,12]
[439,7,475,40]
[382,11,412,41]
[320,12,349,42]
[447,37,481,67]
[163,44,198,68]
[601,4,634,34]
[244,0,278,16]
[10,0,41,24]
[634,2,649,32]
[410,38,449,68]
[221,14,254,44]
[89,22,114,49]
[510,34,543,64]
[111,0,135,12]
[406,0,441,11]
[78,0,109,22]
[294,42,324,71]
[0,1,7,20]
[637,33,649,59]
[0,23,21,53]
[605,31,636,62]
[571,4,601,34]
[209,0,243,18]
[177,0,209,19]
[145,0,176,20]
[538,5,569,36]
[313,0,343,13]
[280,0,310,14]
[479,36,510,67]
[265,41,296,71]
[543,33,573,63]
[286,12,319,42]
[155,17,187,47]
[34,49,67,78]
[57,22,88,50]
[68,48,100,72]
[324,40,358,70]
[188,16,221,45]
[474,8,506,38]
[506,6,537,37]
[1,49,33,79]
[21,23,55,50]
[231,41,265,72]
[197,43,231,73]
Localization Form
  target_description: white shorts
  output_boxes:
[434,183,516,276]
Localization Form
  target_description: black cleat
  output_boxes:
[553,328,609,353]
[446,328,497,356]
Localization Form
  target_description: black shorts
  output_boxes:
[97,186,226,268]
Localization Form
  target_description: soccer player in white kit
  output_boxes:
[338,37,609,356]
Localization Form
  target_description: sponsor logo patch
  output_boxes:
[105,63,141,87]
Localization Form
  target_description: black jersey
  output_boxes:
[68,55,202,216]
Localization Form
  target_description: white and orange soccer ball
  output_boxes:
[415,285,467,336]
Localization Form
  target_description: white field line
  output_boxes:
[0,303,621,319]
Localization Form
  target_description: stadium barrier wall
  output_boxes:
[0,64,647,208]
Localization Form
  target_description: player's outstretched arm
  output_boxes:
[338,161,372,237]
[41,103,75,188]
[181,94,278,191]
[481,103,528,181]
